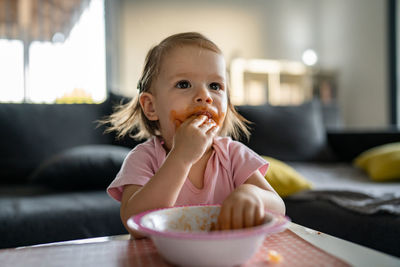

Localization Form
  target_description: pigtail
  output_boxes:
[99,97,140,139]
[222,101,252,141]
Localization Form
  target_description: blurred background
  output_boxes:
[0,0,398,129]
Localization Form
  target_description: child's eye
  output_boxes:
[176,80,191,89]
[209,82,222,91]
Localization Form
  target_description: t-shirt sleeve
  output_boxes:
[107,144,157,202]
[229,141,269,187]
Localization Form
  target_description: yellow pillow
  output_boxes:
[262,156,312,197]
[353,142,400,182]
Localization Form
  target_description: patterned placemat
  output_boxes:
[0,230,350,267]
[245,229,350,266]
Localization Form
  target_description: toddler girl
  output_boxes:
[105,32,285,237]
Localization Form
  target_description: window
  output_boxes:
[0,39,24,102]
[0,0,106,104]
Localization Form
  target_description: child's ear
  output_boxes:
[139,92,159,121]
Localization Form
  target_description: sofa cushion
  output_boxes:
[327,130,400,162]
[0,102,115,184]
[29,145,130,190]
[0,191,126,249]
[354,142,400,181]
[237,101,329,161]
[262,156,312,197]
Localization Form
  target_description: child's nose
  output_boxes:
[195,86,213,104]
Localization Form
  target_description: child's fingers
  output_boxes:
[255,206,265,226]
[207,125,219,136]
[232,206,245,229]
[182,115,218,134]
[212,221,218,231]
[210,221,218,231]
[177,115,205,130]
[199,120,216,133]
[191,115,208,127]
[244,206,256,228]
[218,205,232,230]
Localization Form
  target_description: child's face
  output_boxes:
[148,45,228,149]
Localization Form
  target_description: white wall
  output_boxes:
[119,0,263,96]
[318,0,388,128]
[118,0,319,95]
[116,0,388,128]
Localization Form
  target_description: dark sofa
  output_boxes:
[0,94,137,248]
[1,94,399,257]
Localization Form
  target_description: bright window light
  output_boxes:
[29,0,106,103]
[0,0,106,104]
[0,40,24,102]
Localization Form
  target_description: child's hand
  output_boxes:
[171,115,219,165]
[216,184,265,230]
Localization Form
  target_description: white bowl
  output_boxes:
[127,205,289,267]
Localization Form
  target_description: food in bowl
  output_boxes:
[127,205,289,267]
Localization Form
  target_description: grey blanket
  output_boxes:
[286,163,400,215]
[287,190,400,215]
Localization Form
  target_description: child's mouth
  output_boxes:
[170,107,225,128]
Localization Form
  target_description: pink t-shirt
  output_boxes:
[107,136,269,205]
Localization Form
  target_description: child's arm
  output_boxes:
[120,151,192,238]
[216,170,285,230]
[120,115,219,238]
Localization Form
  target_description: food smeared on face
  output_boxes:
[170,106,225,128]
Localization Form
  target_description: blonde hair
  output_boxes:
[102,32,250,141]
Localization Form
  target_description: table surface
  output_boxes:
[288,223,400,267]
[1,223,399,267]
